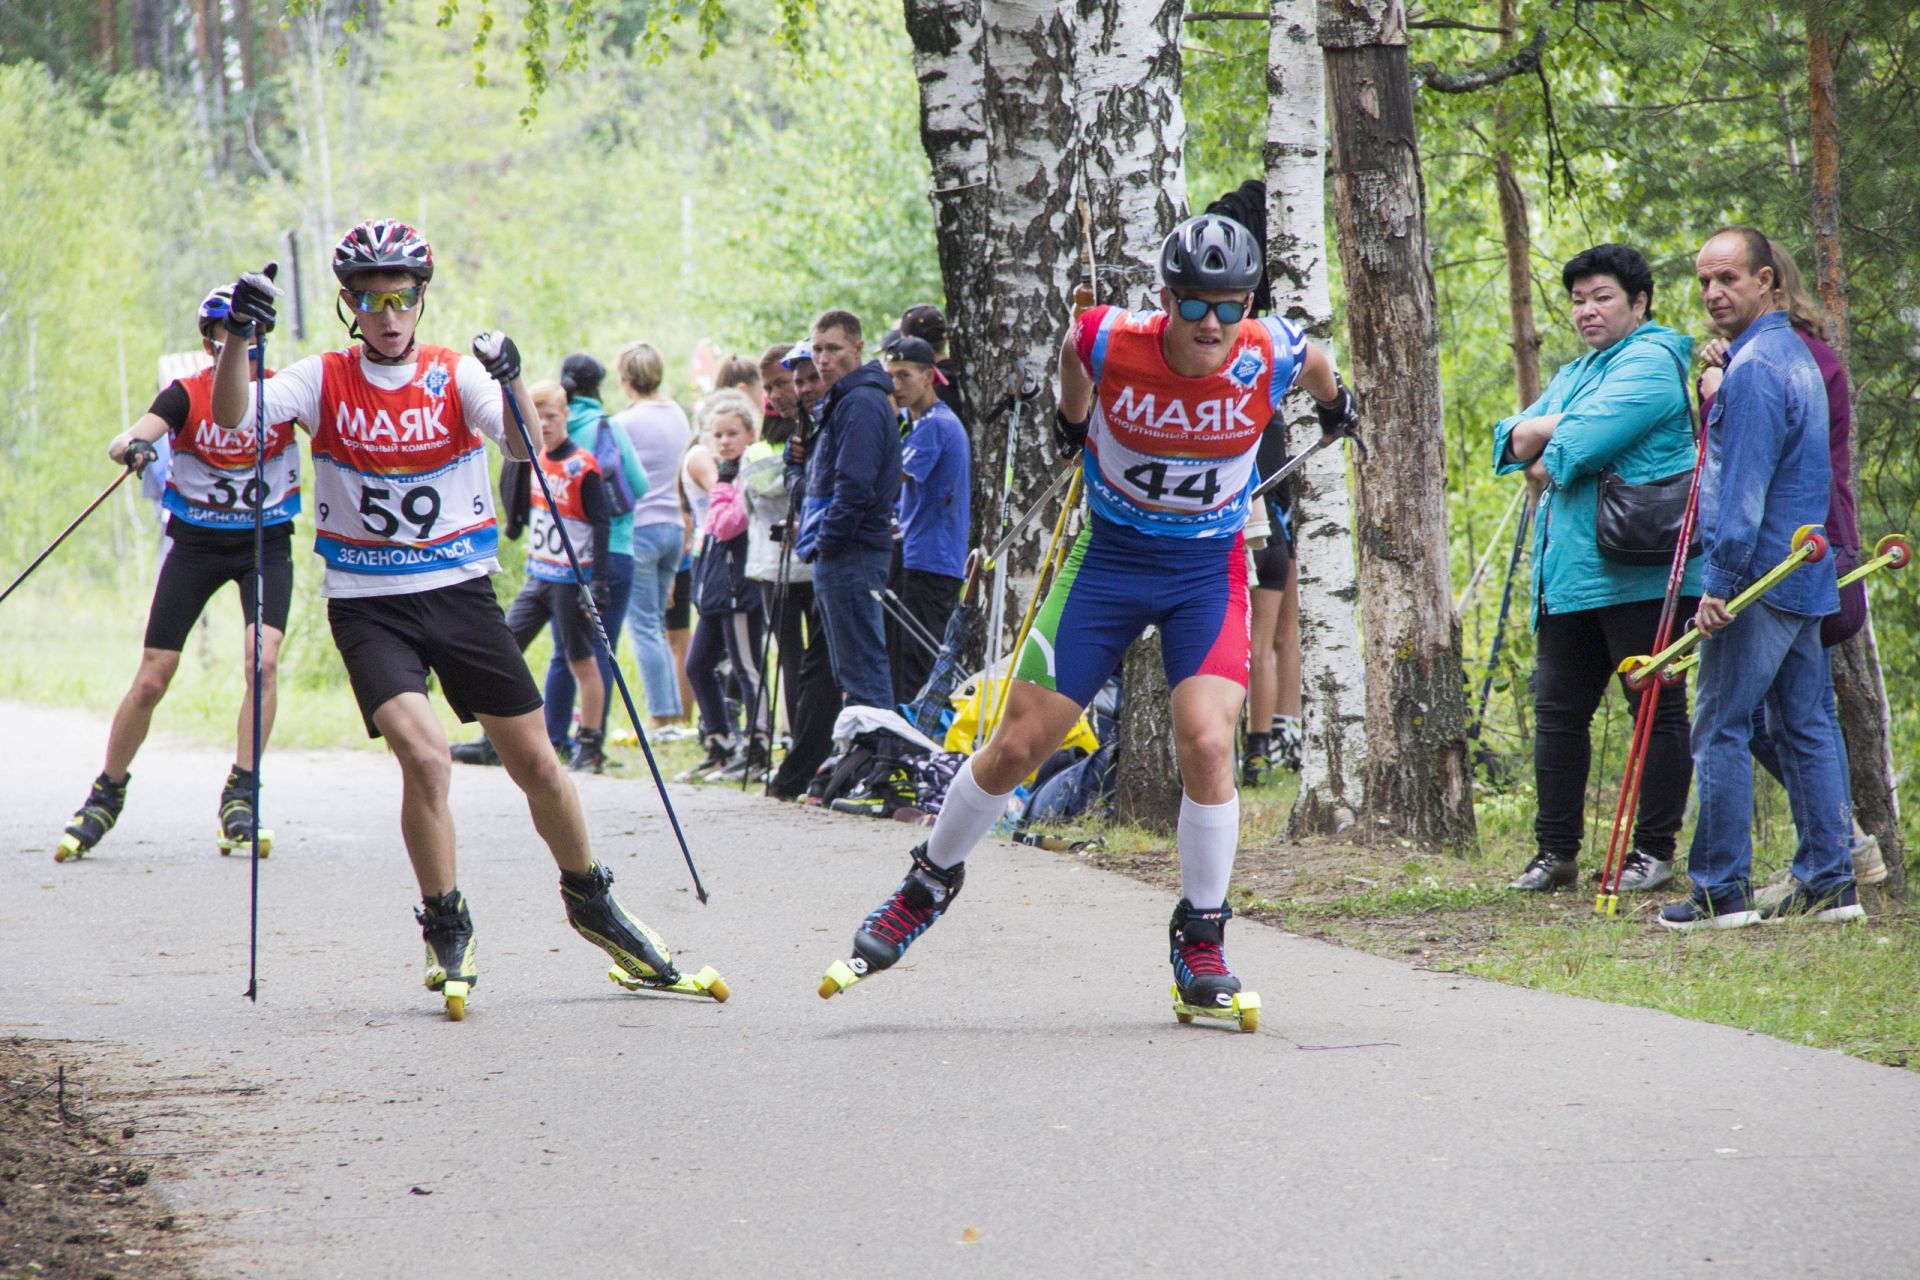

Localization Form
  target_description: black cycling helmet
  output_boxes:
[199,284,274,337]
[1159,213,1263,293]
[332,218,434,286]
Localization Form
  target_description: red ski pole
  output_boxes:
[1594,425,1707,916]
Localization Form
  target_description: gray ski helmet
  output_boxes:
[332,218,434,286]
[200,284,273,336]
[1159,214,1263,293]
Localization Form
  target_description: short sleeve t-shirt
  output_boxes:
[899,399,971,578]
[1070,305,1307,539]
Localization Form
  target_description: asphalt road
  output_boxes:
[4,703,1917,1278]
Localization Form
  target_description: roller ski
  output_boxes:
[819,844,963,999]
[561,862,730,1003]
[55,772,129,862]
[1168,899,1260,1032]
[416,888,478,1020]
[215,764,273,857]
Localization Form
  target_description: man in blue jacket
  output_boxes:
[1660,226,1855,931]
[795,309,902,710]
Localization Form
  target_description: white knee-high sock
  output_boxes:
[926,757,1013,869]
[1177,792,1240,908]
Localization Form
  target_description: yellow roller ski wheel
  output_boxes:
[444,981,469,1022]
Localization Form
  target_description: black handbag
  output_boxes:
[1593,350,1702,566]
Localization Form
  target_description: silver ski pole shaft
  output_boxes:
[245,327,267,1002]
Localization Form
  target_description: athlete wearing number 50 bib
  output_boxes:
[209,219,728,1021]
[817,214,1361,1031]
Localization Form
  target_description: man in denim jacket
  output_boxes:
[1659,226,1857,930]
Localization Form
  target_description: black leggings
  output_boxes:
[1531,596,1697,861]
[686,605,768,739]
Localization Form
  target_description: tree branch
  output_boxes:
[1414,27,1546,94]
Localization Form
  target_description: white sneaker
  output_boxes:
[1851,834,1888,886]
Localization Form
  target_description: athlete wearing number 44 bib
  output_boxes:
[55,286,300,865]
[208,219,727,1021]
[820,213,1362,1033]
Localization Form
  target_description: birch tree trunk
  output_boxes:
[1805,5,1906,895]
[1267,0,1365,834]
[1319,0,1476,849]
[1076,0,1190,832]
[904,0,990,430]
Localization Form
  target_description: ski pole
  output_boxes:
[870,589,943,660]
[1615,524,1830,692]
[1245,419,1366,509]
[1455,485,1528,614]
[1594,427,1709,914]
[0,468,135,607]
[1659,532,1910,680]
[987,463,1079,563]
[492,356,710,903]
[748,540,788,794]
[986,470,1082,736]
[243,327,269,1001]
[876,588,944,654]
[1472,493,1536,733]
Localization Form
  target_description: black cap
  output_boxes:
[899,303,949,348]
[560,353,605,399]
[882,334,939,366]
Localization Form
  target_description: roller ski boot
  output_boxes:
[1240,733,1272,788]
[569,728,606,774]
[215,765,273,857]
[560,862,729,1003]
[1169,899,1260,1032]
[56,772,129,862]
[819,844,964,998]
[415,889,478,1020]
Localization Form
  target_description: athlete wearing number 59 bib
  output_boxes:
[818,214,1363,1032]
[208,219,728,1022]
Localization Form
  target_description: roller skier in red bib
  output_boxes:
[208,220,727,1019]
[56,286,301,863]
[818,214,1362,1030]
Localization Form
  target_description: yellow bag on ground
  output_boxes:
[945,676,1100,763]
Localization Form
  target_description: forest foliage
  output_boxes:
[0,0,1914,842]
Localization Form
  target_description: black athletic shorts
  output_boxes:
[1251,497,1295,591]
[326,576,543,738]
[505,577,595,662]
[145,519,295,650]
[666,566,693,631]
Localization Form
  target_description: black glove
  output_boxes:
[123,438,160,475]
[1314,375,1361,441]
[588,577,611,621]
[472,330,522,383]
[1052,409,1089,462]
[716,457,741,484]
[226,263,279,337]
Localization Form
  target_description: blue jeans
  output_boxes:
[544,552,633,743]
[625,522,685,719]
[810,543,896,710]
[1687,602,1853,908]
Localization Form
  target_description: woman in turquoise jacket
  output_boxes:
[1493,244,1702,896]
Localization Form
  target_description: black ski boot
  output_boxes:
[561,862,729,1001]
[818,844,964,998]
[415,889,478,1020]
[216,765,273,857]
[56,772,129,863]
[1241,732,1272,788]
[569,728,606,774]
[1168,899,1259,1032]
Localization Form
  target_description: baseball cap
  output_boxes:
[882,334,949,385]
[779,338,814,368]
[899,303,949,348]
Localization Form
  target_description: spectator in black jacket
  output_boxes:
[794,309,902,710]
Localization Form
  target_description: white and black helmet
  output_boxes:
[332,218,434,285]
[1159,214,1263,292]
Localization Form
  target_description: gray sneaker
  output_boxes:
[1508,852,1577,892]
[1850,834,1888,886]
[1615,849,1674,892]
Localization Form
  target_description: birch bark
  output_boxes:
[1266,0,1366,834]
